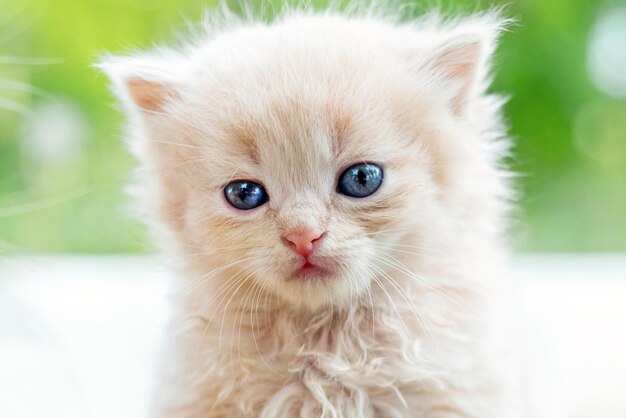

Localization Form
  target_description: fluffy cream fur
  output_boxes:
[101,6,524,418]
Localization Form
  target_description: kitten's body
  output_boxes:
[102,8,523,418]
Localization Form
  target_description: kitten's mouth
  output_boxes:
[290,260,331,281]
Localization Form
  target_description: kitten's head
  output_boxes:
[101,12,507,311]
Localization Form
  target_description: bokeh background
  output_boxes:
[1,0,625,253]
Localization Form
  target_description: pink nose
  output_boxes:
[282,228,325,257]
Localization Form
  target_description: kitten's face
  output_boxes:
[167,67,434,310]
[104,15,499,311]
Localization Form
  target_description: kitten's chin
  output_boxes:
[268,260,372,312]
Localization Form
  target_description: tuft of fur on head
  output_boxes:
[100,5,522,418]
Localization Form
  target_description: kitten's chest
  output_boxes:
[246,310,427,385]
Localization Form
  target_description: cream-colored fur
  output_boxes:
[101,6,523,418]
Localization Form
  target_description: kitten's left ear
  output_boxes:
[96,55,186,113]
[419,16,505,115]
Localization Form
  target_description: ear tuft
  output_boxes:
[96,55,184,113]
[125,77,175,112]
[429,36,488,113]
[420,14,505,115]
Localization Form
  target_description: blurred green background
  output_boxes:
[1,0,625,253]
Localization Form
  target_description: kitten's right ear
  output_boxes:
[96,55,184,113]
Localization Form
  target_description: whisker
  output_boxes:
[349,264,376,341]
[218,268,258,351]
[187,271,248,381]
[178,256,262,299]
[250,278,281,374]
[359,225,412,237]
[369,262,440,352]
[183,244,255,256]
[374,241,444,257]
[195,270,248,323]
[136,108,215,134]
[232,278,255,374]
[372,254,470,309]
[150,140,205,149]
[363,264,411,338]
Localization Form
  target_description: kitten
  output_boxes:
[101,7,523,418]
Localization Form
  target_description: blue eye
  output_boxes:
[224,181,268,210]
[337,163,384,198]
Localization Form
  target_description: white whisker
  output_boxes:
[364,264,411,338]
[372,253,470,309]
[369,262,440,352]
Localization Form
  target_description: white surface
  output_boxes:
[0,255,625,418]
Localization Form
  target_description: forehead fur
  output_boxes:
[174,22,435,159]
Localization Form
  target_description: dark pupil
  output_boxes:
[238,185,252,201]
[236,184,258,205]
[356,169,369,185]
